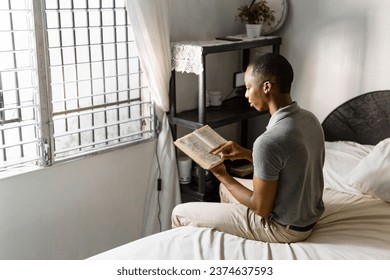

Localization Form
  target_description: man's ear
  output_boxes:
[263,80,272,94]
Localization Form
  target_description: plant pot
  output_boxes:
[245,23,262,38]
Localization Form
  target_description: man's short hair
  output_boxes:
[249,53,294,93]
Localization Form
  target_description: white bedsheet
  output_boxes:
[90,189,390,260]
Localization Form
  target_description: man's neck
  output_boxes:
[268,94,293,115]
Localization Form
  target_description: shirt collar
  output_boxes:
[266,102,299,130]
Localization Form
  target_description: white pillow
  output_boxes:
[343,138,390,202]
[323,141,374,195]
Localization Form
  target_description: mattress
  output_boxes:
[89,186,390,260]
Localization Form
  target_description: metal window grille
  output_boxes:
[44,0,154,162]
[0,0,154,171]
[0,0,41,170]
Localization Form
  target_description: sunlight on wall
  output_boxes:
[361,6,390,93]
[300,15,367,119]
[282,0,390,121]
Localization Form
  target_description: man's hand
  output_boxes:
[210,141,253,162]
[210,162,228,178]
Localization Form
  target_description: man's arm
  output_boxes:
[211,164,278,217]
[210,141,253,162]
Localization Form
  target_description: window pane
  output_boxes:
[44,0,154,161]
[0,0,40,171]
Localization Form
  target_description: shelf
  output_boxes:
[169,96,269,130]
[171,36,282,76]
[180,180,220,203]
[170,36,281,202]
[180,160,253,203]
[201,36,282,55]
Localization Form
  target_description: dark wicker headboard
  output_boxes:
[322,90,390,145]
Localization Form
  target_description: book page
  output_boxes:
[175,133,222,168]
[193,125,226,150]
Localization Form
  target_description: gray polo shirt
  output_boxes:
[253,102,325,227]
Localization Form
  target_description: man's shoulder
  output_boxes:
[254,131,284,153]
[296,105,320,121]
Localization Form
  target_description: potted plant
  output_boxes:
[237,0,275,38]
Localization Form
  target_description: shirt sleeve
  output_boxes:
[253,135,285,181]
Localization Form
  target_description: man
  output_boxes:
[172,53,325,243]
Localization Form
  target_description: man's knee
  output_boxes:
[171,203,187,228]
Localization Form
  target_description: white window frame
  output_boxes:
[0,0,155,173]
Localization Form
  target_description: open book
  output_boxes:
[174,125,227,170]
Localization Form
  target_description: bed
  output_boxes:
[90,90,390,260]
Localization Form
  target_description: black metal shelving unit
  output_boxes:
[169,36,282,202]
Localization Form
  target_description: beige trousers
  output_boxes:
[171,178,313,243]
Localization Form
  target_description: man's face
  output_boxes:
[244,66,268,111]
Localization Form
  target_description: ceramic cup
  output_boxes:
[178,156,192,184]
[208,90,222,106]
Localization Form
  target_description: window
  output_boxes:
[0,0,41,169]
[0,0,154,172]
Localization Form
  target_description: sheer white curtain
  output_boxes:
[125,0,181,236]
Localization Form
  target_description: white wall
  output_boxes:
[279,0,390,121]
[170,0,390,125]
[169,0,247,115]
[0,140,156,259]
[169,0,257,143]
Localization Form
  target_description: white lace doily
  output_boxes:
[171,36,279,75]
[171,40,239,75]
[171,42,204,75]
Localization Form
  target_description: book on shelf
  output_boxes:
[174,125,227,170]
